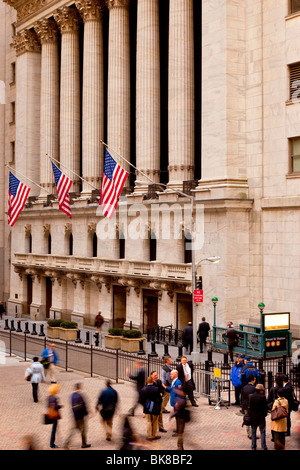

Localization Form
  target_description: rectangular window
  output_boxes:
[289,62,300,102]
[291,0,300,14]
[290,137,300,173]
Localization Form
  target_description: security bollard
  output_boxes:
[138,339,146,355]
[207,349,214,367]
[84,331,90,345]
[31,323,37,335]
[75,330,82,343]
[16,321,22,333]
[176,344,183,361]
[94,332,99,347]
[39,324,45,337]
[4,319,10,330]
[222,352,231,369]
[149,341,158,357]
[10,320,16,331]
[162,343,169,358]
[24,322,30,334]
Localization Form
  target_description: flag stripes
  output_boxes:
[51,161,72,218]
[100,149,128,218]
[8,172,30,227]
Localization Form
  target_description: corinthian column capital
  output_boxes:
[34,18,59,44]
[12,29,41,56]
[75,0,104,21]
[54,6,81,33]
[106,0,130,9]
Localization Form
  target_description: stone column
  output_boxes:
[106,0,131,179]
[54,7,81,192]
[34,19,60,199]
[135,0,160,189]
[168,0,194,187]
[76,0,104,197]
[13,29,41,197]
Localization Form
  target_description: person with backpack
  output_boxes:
[64,383,91,449]
[230,354,245,406]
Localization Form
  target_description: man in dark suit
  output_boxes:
[249,384,268,450]
[140,376,162,441]
[197,317,210,353]
[150,370,167,433]
[176,356,198,407]
[241,374,256,439]
[126,361,146,416]
[283,374,295,436]
[182,322,193,355]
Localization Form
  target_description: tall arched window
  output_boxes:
[92,232,97,257]
[184,232,192,264]
[150,231,157,261]
[119,231,125,259]
[48,233,51,255]
[69,233,73,256]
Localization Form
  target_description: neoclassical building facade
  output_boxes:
[0,0,300,337]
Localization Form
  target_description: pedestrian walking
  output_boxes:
[64,383,91,449]
[120,415,138,450]
[170,394,189,450]
[248,384,268,450]
[150,370,167,433]
[176,356,198,407]
[46,384,63,449]
[95,379,118,442]
[41,343,59,383]
[197,317,210,353]
[225,322,239,362]
[25,356,45,403]
[182,322,193,355]
[160,356,172,414]
[162,369,184,435]
[270,388,289,450]
[126,361,146,416]
[95,311,104,335]
[282,374,297,436]
[241,374,256,439]
[230,354,245,406]
[140,376,162,441]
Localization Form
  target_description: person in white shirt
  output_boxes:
[26,357,46,402]
[176,356,198,407]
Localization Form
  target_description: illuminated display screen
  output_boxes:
[263,313,290,331]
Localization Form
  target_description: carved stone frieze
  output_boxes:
[54,6,81,34]
[88,222,97,233]
[64,223,72,234]
[75,0,104,21]
[24,224,31,235]
[13,29,41,56]
[34,18,59,44]
[106,0,130,9]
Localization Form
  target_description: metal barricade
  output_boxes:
[193,368,231,409]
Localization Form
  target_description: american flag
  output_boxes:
[100,149,128,218]
[51,161,72,218]
[8,172,30,227]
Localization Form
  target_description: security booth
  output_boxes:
[212,300,292,359]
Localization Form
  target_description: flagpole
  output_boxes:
[100,140,155,185]
[46,154,99,192]
[5,164,51,194]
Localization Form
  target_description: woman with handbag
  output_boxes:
[270,388,289,450]
[25,357,45,403]
[47,384,63,449]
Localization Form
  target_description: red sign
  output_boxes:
[194,289,203,303]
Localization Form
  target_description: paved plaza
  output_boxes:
[0,353,299,453]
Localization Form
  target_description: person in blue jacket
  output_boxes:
[230,354,245,406]
[41,344,60,383]
[162,370,185,435]
[241,356,260,384]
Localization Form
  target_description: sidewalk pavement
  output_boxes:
[0,353,299,452]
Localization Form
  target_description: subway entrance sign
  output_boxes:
[262,312,292,358]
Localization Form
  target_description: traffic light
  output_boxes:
[196,276,202,290]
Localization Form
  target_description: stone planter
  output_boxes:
[47,326,61,339]
[104,334,122,350]
[120,336,145,353]
[58,328,78,341]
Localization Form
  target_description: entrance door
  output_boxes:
[176,293,192,331]
[143,290,158,333]
[45,277,52,319]
[26,275,32,315]
[113,285,126,328]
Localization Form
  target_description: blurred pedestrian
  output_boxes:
[120,415,138,450]
[64,383,91,449]
[267,373,284,443]
[126,361,146,416]
[26,356,45,403]
[197,317,210,353]
[241,374,256,439]
[160,356,172,414]
[225,322,239,362]
[46,384,63,449]
[230,354,245,406]
[282,374,296,436]
[95,311,104,335]
[248,384,268,450]
[270,388,289,450]
[95,379,118,442]
[41,343,59,383]
[176,356,198,407]
[140,376,162,441]
[150,370,167,433]
[170,394,189,450]
[182,322,193,355]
